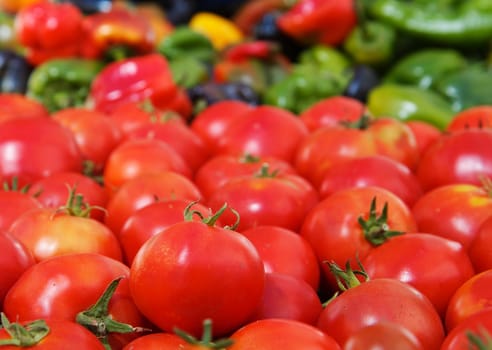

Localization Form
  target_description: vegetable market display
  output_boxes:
[0,0,492,348]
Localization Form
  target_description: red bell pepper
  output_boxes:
[80,5,156,61]
[277,0,357,46]
[89,53,192,119]
[14,1,83,65]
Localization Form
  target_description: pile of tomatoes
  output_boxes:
[1,0,492,349]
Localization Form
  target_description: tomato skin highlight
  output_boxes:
[129,219,265,338]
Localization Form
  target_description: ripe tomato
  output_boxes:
[26,171,108,222]
[51,107,122,174]
[104,171,202,236]
[0,231,35,306]
[123,117,210,173]
[119,199,214,265]
[441,309,492,350]
[445,269,492,332]
[190,100,253,152]
[411,183,492,250]
[240,225,320,290]
[8,205,123,262]
[228,318,342,350]
[122,333,188,349]
[0,318,105,350]
[0,93,49,123]
[362,233,475,317]
[468,216,492,272]
[299,95,366,132]
[446,105,492,132]
[207,169,318,232]
[317,276,444,349]
[405,120,441,156]
[214,105,309,163]
[3,253,147,349]
[416,129,492,191]
[129,208,265,337]
[295,116,418,187]
[300,186,416,290]
[103,138,192,193]
[0,117,83,186]
[0,187,43,232]
[249,272,322,325]
[194,154,295,200]
[343,322,423,350]
[318,155,423,207]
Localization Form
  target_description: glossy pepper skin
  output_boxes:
[89,53,192,118]
[14,1,84,65]
[27,58,103,113]
[277,0,357,46]
[0,49,32,94]
[368,0,492,46]
[80,5,156,61]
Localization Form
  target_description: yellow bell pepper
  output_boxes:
[189,12,244,51]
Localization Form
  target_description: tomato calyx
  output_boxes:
[76,277,149,349]
[358,197,404,246]
[339,114,372,130]
[328,260,368,292]
[240,153,261,164]
[56,186,105,218]
[0,313,50,346]
[254,163,279,178]
[2,176,31,193]
[466,328,492,350]
[184,201,240,230]
[174,318,234,349]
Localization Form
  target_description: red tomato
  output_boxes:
[240,225,320,290]
[295,117,418,187]
[469,216,492,272]
[104,171,202,236]
[124,117,210,173]
[417,129,492,191]
[228,318,342,350]
[207,169,318,232]
[0,188,43,232]
[194,154,295,200]
[26,171,108,222]
[129,210,265,337]
[0,318,105,350]
[119,199,214,265]
[122,333,188,349]
[445,269,492,332]
[405,120,441,156]
[51,107,122,173]
[214,105,309,163]
[299,96,365,132]
[441,309,492,350]
[317,277,444,349]
[446,105,492,132]
[0,117,83,186]
[0,93,49,123]
[411,183,492,250]
[103,138,192,193]
[190,100,253,152]
[343,322,423,350]
[249,272,322,325]
[362,233,475,317]
[318,155,423,207]
[3,253,147,349]
[0,231,35,306]
[8,206,123,262]
[300,186,417,290]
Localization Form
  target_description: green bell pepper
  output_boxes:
[157,26,216,63]
[435,63,492,112]
[368,0,492,46]
[367,84,455,130]
[298,45,352,77]
[383,49,468,89]
[27,58,104,113]
[169,57,209,89]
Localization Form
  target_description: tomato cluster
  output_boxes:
[1,0,492,349]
